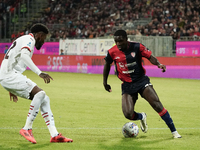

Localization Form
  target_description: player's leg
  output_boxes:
[0,74,40,143]
[20,85,44,144]
[2,73,72,143]
[40,95,73,143]
[142,85,181,138]
[40,94,58,137]
[122,93,148,133]
[122,93,140,120]
[23,85,73,143]
[23,86,43,129]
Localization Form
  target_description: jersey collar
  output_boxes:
[29,33,34,37]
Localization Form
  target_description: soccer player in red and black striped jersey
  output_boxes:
[103,29,181,138]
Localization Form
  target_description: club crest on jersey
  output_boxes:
[131,52,135,57]
[27,42,31,47]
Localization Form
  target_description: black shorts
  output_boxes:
[121,75,152,98]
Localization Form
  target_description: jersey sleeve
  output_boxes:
[139,43,152,58]
[20,36,35,52]
[21,48,42,75]
[104,51,113,64]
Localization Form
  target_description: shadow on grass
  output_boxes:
[19,143,51,150]
[0,142,50,150]
[97,136,173,150]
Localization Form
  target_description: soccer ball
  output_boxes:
[122,122,139,138]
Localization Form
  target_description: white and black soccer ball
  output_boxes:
[122,122,139,138]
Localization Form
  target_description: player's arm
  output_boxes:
[103,52,113,92]
[148,55,166,72]
[140,43,166,72]
[103,61,112,92]
[21,48,53,83]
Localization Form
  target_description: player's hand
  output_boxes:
[9,92,18,103]
[158,64,166,72]
[103,83,112,92]
[39,72,53,83]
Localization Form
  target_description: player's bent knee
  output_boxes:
[37,91,46,99]
[30,86,43,100]
[43,95,50,103]
[32,90,46,101]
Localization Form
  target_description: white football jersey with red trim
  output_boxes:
[0,34,35,79]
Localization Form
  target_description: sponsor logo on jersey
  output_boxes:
[122,69,135,74]
[118,62,126,69]
[131,52,135,57]
[115,56,120,59]
[127,61,136,67]
[27,42,31,47]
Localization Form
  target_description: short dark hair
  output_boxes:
[30,23,49,34]
[114,30,127,37]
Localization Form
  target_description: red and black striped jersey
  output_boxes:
[105,42,152,83]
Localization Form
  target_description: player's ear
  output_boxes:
[35,32,43,38]
[34,32,40,39]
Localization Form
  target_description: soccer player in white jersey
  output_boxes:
[0,23,73,144]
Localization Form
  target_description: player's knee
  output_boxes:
[38,90,46,100]
[43,95,50,103]
[32,90,46,102]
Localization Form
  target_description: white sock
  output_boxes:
[48,126,59,137]
[40,95,59,137]
[23,91,45,130]
[172,131,178,134]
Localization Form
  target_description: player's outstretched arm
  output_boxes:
[103,62,112,92]
[148,55,166,72]
[39,72,53,84]
[21,48,42,75]
[9,92,18,102]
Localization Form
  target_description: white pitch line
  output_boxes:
[0,127,200,130]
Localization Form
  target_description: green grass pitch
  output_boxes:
[0,70,200,150]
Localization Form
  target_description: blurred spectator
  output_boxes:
[20,2,27,17]
[60,49,64,55]
[193,26,200,40]
[193,27,200,36]
[4,45,8,54]
[135,29,142,40]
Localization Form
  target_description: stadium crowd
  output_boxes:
[0,0,22,39]
[1,0,200,41]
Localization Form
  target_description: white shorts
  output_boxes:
[0,72,37,99]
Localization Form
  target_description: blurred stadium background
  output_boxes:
[1,1,200,149]
[1,0,200,79]
[1,0,199,43]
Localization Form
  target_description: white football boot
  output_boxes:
[140,112,148,133]
[172,131,182,138]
